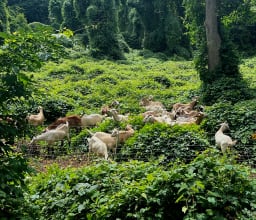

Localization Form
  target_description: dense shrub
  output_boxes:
[27,150,256,219]
[201,76,253,105]
[0,152,34,219]
[120,123,210,163]
[42,99,74,123]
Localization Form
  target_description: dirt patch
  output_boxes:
[29,154,90,173]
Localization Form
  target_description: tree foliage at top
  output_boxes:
[7,0,49,24]
[128,0,191,58]
[74,0,125,59]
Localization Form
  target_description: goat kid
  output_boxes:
[111,125,135,144]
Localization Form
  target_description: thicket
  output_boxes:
[27,150,256,219]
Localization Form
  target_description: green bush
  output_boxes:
[201,76,252,105]
[27,150,256,219]
[120,123,210,163]
[41,99,74,123]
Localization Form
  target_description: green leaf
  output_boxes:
[182,206,188,213]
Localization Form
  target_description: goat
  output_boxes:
[81,113,104,128]
[143,114,175,126]
[215,122,237,153]
[109,109,129,122]
[111,125,135,144]
[87,130,118,155]
[175,112,205,125]
[26,106,45,126]
[143,115,167,124]
[101,100,120,116]
[45,115,81,132]
[139,96,166,113]
[172,97,199,113]
[30,121,70,155]
[87,136,108,160]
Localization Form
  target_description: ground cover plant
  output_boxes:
[27,150,256,219]
[19,51,256,219]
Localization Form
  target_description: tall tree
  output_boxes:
[49,0,64,29]
[205,0,221,72]
[61,0,82,32]
[74,0,124,59]
[0,0,9,33]
[183,0,252,104]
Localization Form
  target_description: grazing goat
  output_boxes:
[26,106,45,126]
[172,97,199,113]
[175,112,206,125]
[101,100,120,116]
[87,136,108,160]
[30,121,70,155]
[109,109,129,122]
[87,130,118,155]
[215,122,237,153]
[45,115,81,132]
[139,95,166,113]
[81,113,104,128]
[111,125,135,144]
[143,114,175,126]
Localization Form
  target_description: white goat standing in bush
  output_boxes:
[87,136,108,160]
[215,122,237,153]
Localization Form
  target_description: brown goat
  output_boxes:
[45,115,81,132]
[172,97,199,113]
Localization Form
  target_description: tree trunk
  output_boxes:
[205,0,221,72]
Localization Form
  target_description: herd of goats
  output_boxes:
[21,95,238,160]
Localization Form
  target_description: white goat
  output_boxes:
[81,113,104,128]
[87,130,118,155]
[175,112,205,125]
[143,114,175,126]
[111,125,135,144]
[215,122,237,153]
[87,136,108,160]
[26,106,45,126]
[109,109,129,122]
[30,121,70,147]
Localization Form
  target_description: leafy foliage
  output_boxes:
[121,123,210,163]
[27,150,256,219]
[0,26,67,219]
